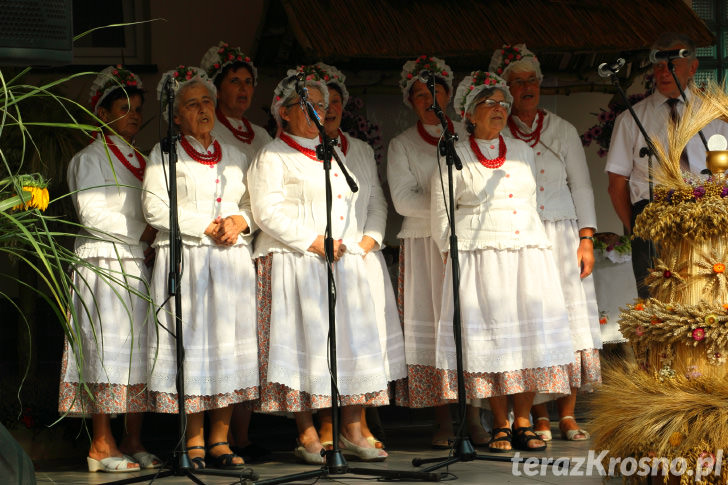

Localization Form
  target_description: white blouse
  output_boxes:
[606,89,728,204]
[387,122,466,239]
[67,134,147,260]
[339,133,387,246]
[248,134,376,258]
[142,135,254,247]
[431,136,551,252]
[211,116,272,168]
[507,110,597,229]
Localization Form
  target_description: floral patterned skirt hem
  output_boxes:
[58,381,148,415]
[147,386,258,414]
[398,363,573,407]
[257,381,390,413]
[395,364,442,408]
[567,348,602,392]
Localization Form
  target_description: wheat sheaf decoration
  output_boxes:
[651,82,728,189]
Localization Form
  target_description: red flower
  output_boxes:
[635,325,645,336]
[407,73,413,79]
[663,270,672,278]
[599,317,607,325]
[692,327,706,341]
[635,303,645,311]
[245,57,250,62]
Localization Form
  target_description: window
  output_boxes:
[72,0,149,65]
[692,0,725,84]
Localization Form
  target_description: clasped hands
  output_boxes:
[205,215,248,246]
[308,235,378,262]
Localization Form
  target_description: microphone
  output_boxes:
[649,48,692,63]
[284,71,305,88]
[597,58,626,78]
[418,70,433,83]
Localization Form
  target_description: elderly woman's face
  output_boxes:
[508,71,540,114]
[280,87,326,139]
[409,80,449,125]
[218,66,254,118]
[99,94,143,142]
[468,89,509,139]
[174,84,215,140]
[324,88,343,137]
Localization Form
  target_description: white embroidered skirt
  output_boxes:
[437,247,575,376]
[401,237,444,368]
[542,219,602,353]
[263,251,390,399]
[147,244,259,413]
[365,250,406,382]
[59,256,151,415]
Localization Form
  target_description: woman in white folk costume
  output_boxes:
[387,56,488,447]
[248,68,389,464]
[430,71,576,452]
[490,44,602,442]
[59,66,161,473]
[142,66,258,470]
[202,41,272,163]
[305,62,406,451]
[200,41,271,463]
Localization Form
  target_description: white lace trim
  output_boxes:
[438,348,576,374]
[266,363,388,396]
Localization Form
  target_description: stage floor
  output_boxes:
[34,421,622,484]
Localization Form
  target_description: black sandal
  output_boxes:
[487,427,512,453]
[512,426,547,451]
[187,445,206,470]
[206,441,245,469]
[231,442,272,463]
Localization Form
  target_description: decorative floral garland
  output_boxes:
[399,55,452,91]
[341,96,384,167]
[455,70,509,120]
[489,45,529,76]
[202,41,254,81]
[89,65,142,114]
[634,177,728,243]
[618,298,728,366]
[156,66,215,119]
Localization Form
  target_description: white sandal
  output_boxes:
[559,416,590,441]
[339,435,387,462]
[533,417,552,442]
[87,455,139,473]
[130,451,162,469]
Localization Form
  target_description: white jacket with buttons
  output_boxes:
[506,110,597,230]
[248,134,382,258]
[430,136,551,253]
[142,135,255,247]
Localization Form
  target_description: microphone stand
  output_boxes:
[667,58,709,151]
[411,73,554,472]
[247,82,439,485]
[99,79,206,485]
[603,65,657,295]
[101,78,256,485]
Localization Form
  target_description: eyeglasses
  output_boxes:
[285,101,327,112]
[477,99,511,110]
[508,77,539,88]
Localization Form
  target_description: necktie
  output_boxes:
[666,98,690,172]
